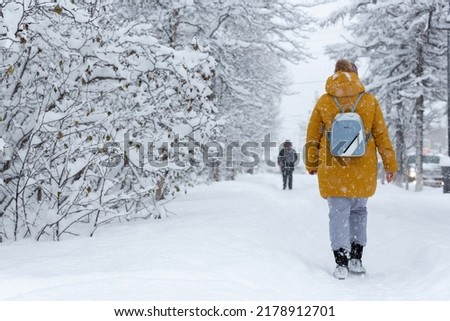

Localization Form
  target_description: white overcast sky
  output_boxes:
[279,0,351,146]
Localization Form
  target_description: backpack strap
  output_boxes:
[332,92,365,113]
[332,96,345,113]
[351,92,365,112]
[351,92,371,142]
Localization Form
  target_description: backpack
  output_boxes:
[327,92,370,157]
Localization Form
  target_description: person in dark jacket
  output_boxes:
[277,140,298,190]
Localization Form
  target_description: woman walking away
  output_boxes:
[304,59,398,280]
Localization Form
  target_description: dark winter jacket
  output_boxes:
[278,147,298,170]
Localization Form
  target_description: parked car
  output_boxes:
[406,154,443,187]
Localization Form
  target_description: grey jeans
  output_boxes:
[327,197,368,251]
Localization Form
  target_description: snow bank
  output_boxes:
[0,173,449,300]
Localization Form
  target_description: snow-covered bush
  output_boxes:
[0,0,218,241]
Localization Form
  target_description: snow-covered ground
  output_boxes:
[1,172,449,301]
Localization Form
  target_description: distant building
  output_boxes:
[424,125,448,155]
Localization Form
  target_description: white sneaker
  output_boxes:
[348,259,366,274]
[333,265,349,280]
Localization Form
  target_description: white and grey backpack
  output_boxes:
[327,92,371,157]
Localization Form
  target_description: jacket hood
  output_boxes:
[325,71,365,98]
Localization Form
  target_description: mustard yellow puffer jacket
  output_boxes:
[305,71,398,198]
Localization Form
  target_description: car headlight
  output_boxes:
[409,167,416,178]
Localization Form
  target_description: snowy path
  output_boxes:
[1,172,449,300]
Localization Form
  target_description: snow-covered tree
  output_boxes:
[0,0,315,241]
[116,0,314,177]
[324,0,447,191]
[0,0,218,241]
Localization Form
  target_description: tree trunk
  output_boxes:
[395,113,406,187]
[155,170,168,201]
[53,222,60,241]
[414,46,424,192]
[415,94,424,192]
